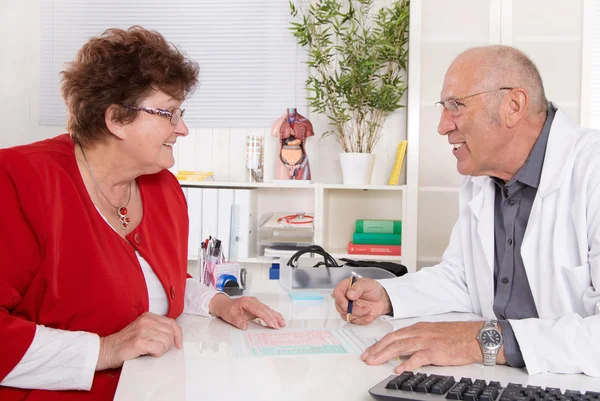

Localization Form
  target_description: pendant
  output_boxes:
[118,206,131,230]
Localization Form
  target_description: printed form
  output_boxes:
[230,327,385,358]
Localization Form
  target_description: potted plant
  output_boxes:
[290,0,409,185]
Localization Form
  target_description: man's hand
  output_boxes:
[361,321,506,373]
[209,294,286,330]
[96,312,183,371]
[332,277,393,324]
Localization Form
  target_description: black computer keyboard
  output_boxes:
[369,372,600,401]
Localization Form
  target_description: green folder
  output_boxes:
[355,220,401,234]
[352,232,401,245]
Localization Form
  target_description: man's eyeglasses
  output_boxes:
[125,105,185,125]
[435,87,514,115]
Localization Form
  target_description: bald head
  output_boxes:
[450,45,548,116]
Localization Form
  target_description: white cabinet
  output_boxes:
[180,181,417,273]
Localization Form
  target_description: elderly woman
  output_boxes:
[0,26,285,400]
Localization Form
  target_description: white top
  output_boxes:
[2,209,220,391]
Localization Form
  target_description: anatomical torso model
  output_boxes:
[271,108,314,180]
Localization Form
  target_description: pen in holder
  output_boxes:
[203,239,222,287]
[199,236,245,296]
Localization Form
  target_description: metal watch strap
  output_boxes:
[480,320,500,367]
[483,349,498,366]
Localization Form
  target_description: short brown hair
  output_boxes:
[61,26,199,146]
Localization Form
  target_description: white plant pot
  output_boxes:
[340,152,376,185]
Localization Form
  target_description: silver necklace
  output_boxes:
[80,144,132,230]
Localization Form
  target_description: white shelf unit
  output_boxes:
[318,185,405,262]
[183,181,318,263]
[179,0,421,273]
[180,181,414,273]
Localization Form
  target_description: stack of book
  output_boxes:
[347,219,401,256]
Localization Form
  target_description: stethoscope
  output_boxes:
[287,245,341,269]
[277,212,314,227]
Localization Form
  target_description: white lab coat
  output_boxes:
[380,108,600,376]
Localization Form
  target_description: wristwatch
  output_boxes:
[476,320,503,366]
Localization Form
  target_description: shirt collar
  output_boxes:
[493,102,556,189]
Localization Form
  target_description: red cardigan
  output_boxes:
[0,135,189,401]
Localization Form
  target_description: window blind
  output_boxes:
[40,0,308,128]
[591,0,600,129]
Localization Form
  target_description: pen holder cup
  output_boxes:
[210,262,241,291]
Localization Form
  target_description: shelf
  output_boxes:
[179,180,405,191]
[179,180,317,189]
[187,254,285,264]
[327,248,403,262]
[237,256,281,264]
[322,184,405,191]
[189,250,403,264]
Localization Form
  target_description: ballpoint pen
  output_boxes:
[346,275,358,322]
[207,239,221,287]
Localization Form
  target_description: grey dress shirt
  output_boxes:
[491,103,556,367]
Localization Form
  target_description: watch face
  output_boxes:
[481,330,502,347]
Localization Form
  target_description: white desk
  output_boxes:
[115,284,600,401]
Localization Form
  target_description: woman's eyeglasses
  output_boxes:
[125,105,185,125]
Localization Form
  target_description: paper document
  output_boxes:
[231,327,384,358]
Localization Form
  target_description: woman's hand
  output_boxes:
[332,277,393,324]
[96,312,183,371]
[209,293,286,330]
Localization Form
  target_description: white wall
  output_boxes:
[0,1,64,147]
[0,0,587,267]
